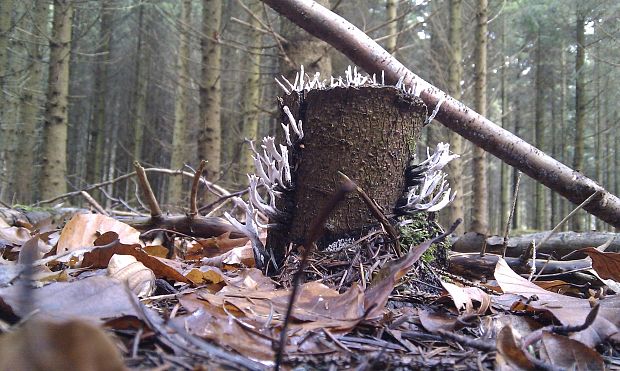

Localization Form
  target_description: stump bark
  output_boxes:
[267,86,426,262]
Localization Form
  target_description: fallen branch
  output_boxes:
[453,231,620,257]
[37,167,233,207]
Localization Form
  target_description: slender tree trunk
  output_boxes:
[614,111,620,202]
[0,0,13,112]
[594,45,603,231]
[14,0,49,204]
[0,0,12,83]
[385,0,398,55]
[168,0,192,205]
[512,93,521,230]
[499,13,510,234]
[426,0,447,149]
[471,0,488,234]
[534,27,546,230]
[572,5,586,231]
[239,1,262,181]
[87,0,113,191]
[559,39,568,230]
[550,65,559,228]
[132,3,149,162]
[198,0,222,183]
[40,0,73,200]
[0,0,15,202]
[447,0,464,234]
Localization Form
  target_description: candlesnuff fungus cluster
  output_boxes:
[225,66,459,270]
[396,142,459,215]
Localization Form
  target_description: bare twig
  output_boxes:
[189,160,207,218]
[532,191,601,281]
[436,329,496,352]
[80,191,108,216]
[502,171,521,257]
[37,167,232,206]
[133,161,162,218]
[538,190,600,250]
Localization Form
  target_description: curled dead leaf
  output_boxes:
[580,247,620,282]
[57,214,140,253]
[107,254,155,297]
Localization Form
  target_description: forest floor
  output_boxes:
[0,206,619,370]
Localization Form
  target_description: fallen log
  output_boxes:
[117,215,245,240]
[452,231,620,257]
[449,252,598,286]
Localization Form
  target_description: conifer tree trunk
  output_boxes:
[572,6,586,231]
[0,0,15,202]
[385,0,398,55]
[198,0,222,183]
[471,0,488,234]
[40,0,74,200]
[132,3,149,162]
[446,0,464,234]
[512,94,521,229]
[240,1,262,181]
[15,0,49,204]
[168,0,192,205]
[87,0,113,191]
[559,40,568,230]
[0,0,11,84]
[499,14,510,233]
[534,27,546,230]
[426,0,447,149]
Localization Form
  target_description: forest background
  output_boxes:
[0,0,619,235]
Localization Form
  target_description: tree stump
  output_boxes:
[267,86,427,262]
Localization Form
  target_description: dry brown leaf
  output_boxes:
[0,225,32,246]
[495,325,536,370]
[107,254,155,297]
[533,279,580,295]
[81,232,191,284]
[0,319,126,371]
[176,299,278,361]
[183,279,364,332]
[184,266,226,289]
[539,332,604,369]
[200,245,256,268]
[142,245,169,258]
[364,234,446,318]
[440,280,490,314]
[580,247,620,282]
[0,276,140,322]
[177,279,351,362]
[190,232,250,259]
[493,257,620,347]
[418,309,457,333]
[57,214,140,253]
[488,313,541,341]
[177,295,329,361]
[223,268,276,291]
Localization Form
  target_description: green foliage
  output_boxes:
[12,204,55,212]
[398,213,450,264]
